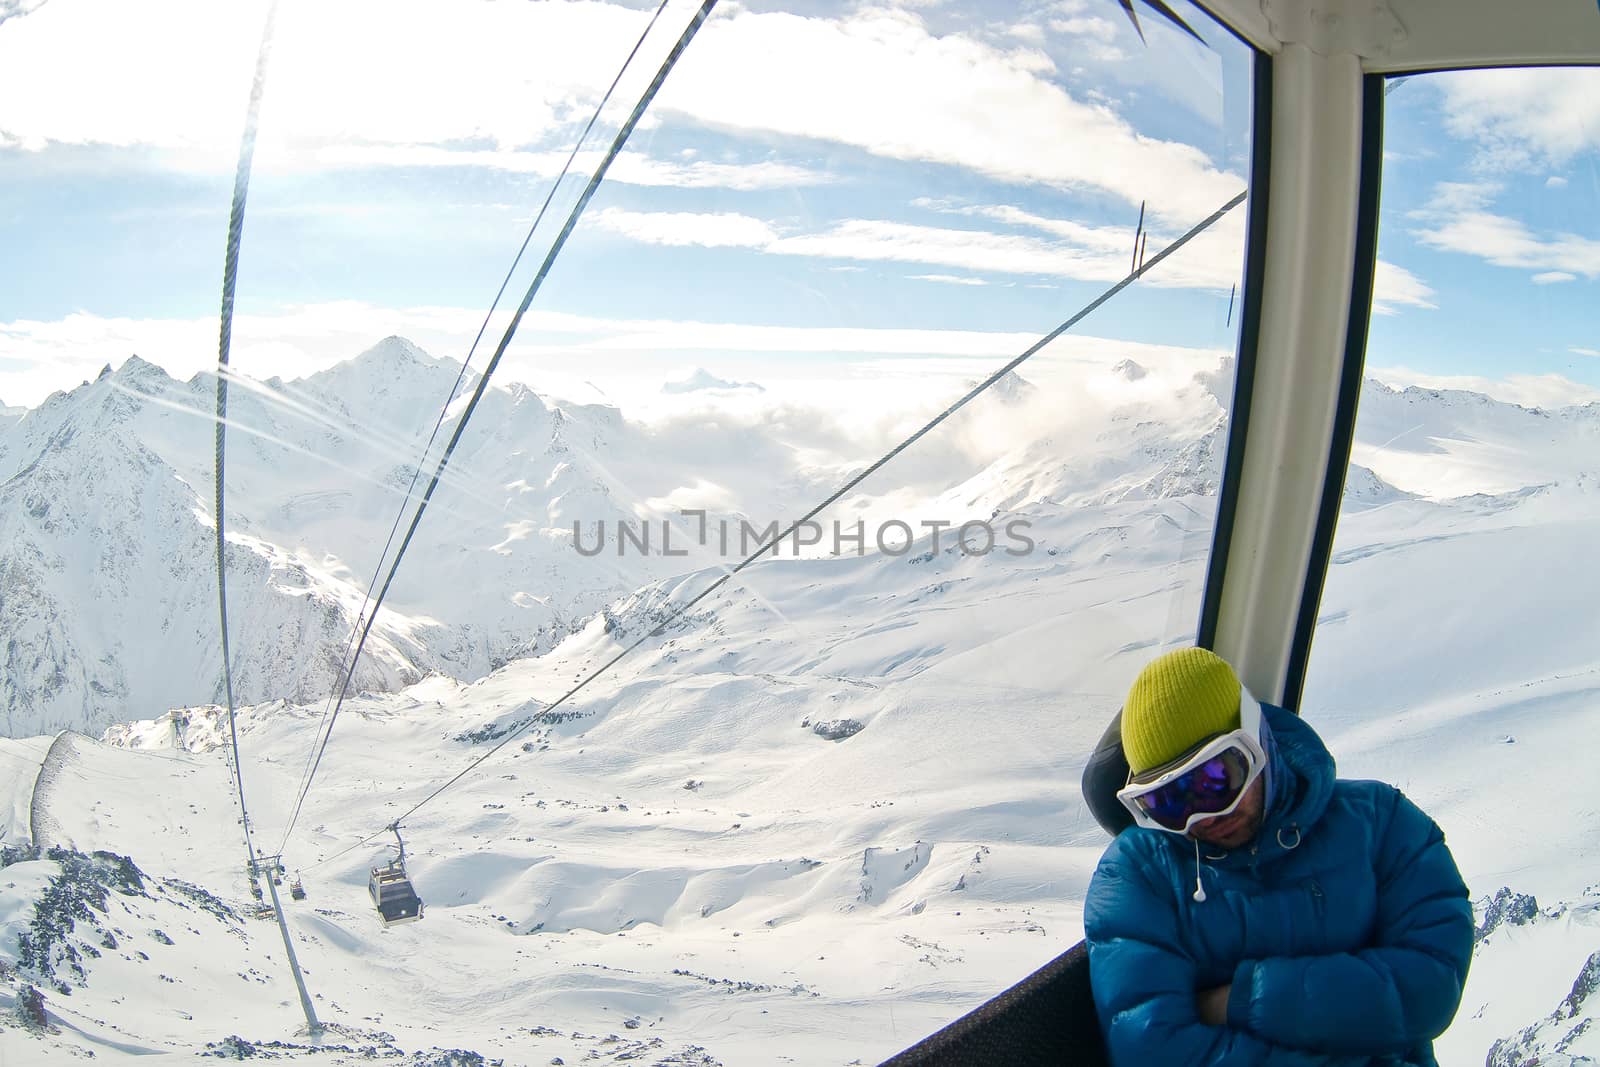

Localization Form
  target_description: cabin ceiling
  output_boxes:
[1193,0,1600,72]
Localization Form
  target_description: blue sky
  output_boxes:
[0,0,1595,411]
[1371,72,1600,400]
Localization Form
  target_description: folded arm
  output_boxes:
[1087,849,1371,1066]
[1227,788,1474,1056]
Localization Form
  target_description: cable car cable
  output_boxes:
[213,0,279,878]
[278,0,721,863]
[207,0,324,1034]
[276,0,677,858]
[307,187,1249,869]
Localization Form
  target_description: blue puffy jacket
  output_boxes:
[1084,703,1472,1066]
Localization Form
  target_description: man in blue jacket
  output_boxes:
[1084,647,1473,1066]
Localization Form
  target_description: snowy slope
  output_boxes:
[2,346,1598,1063]
[0,358,433,738]
[4,489,1597,1063]
[1,348,1234,1062]
[1353,379,1600,499]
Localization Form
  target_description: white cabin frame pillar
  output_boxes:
[1201,42,1373,708]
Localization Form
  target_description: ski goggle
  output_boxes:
[1116,689,1267,834]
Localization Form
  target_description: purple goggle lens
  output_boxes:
[1132,746,1252,831]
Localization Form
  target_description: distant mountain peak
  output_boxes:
[1365,376,1534,414]
[963,369,1035,405]
[356,335,439,368]
[113,354,173,384]
[1342,463,1414,510]
[662,368,764,394]
[1112,359,1148,382]
[299,336,478,403]
[990,369,1036,403]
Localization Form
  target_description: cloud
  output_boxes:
[588,207,780,247]
[1411,182,1600,280]
[653,7,1241,221]
[771,215,1245,289]
[310,146,831,190]
[0,0,1242,224]
[0,0,661,167]
[1572,347,1600,358]
[919,200,1134,251]
[0,0,806,195]
[0,301,1232,409]
[550,316,1045,357]
[591,196,1434,318]
[1435,67,1600,168]
[0,303,491,405]
[1049,16,1119,42]
[1372,261,1437,315]
[598,202,1250,290]
[661,368,764,394]
[1532,272,1577,285]
[1546,176,1569,189]
[1046,15,1126,61]
[909,274,990,286]
[771,218,1116,276]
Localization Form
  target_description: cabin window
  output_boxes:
[0,0,1255,1060]
[1300,65,1600,1065]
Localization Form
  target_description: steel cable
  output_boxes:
[214,0,278,875]
[277,0,676,858]
[309,188,1250,866]
[280,0,720,858]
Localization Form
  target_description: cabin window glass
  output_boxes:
[1301,65,1600,1065]
[0,0,1253,1060]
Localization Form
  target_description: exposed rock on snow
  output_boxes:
[1477,886,1542,944]
[807,718,865,741]
[1487,950,1600,1066]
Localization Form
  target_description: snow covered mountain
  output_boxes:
[0,339,789,738]
[1458,888,1600,1067]
[4,336,1237,739]
[1353,378,1600,499]
[2,340,1598,1063]
[8,337,1596,742]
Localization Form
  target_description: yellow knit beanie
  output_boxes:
[1121,647,1242,776]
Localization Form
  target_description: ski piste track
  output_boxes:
[28,730,76,849]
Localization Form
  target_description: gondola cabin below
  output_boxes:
[368,859,424,926]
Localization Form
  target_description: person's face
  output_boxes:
[1188,776,1266,850]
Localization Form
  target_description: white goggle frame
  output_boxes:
[1115,688,1266,835]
